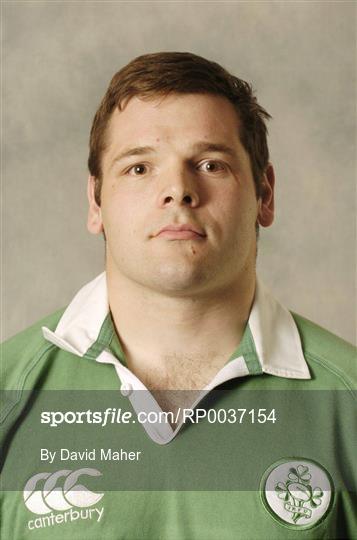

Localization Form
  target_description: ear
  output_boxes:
[257,163,275,227]
[87,175,103,234]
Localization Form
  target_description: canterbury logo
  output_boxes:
[23,468,104,515]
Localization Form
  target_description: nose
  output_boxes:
[157,168,200,209]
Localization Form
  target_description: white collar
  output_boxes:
[42,273,310,444]
[42,271,310,380]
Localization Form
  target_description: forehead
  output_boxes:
[104,93,242,155]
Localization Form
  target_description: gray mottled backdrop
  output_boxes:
[2,1,356,343]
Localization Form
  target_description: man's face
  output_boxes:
[88,93,274,296]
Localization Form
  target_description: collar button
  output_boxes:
[120,382,133,397]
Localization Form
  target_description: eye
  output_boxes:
[198,160,226,173]
[126,163,148,176]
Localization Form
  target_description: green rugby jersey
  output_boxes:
[1,273,356,539]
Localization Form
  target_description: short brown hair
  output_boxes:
[88,52,271,204]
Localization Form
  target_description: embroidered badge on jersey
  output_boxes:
[261,458,334,529]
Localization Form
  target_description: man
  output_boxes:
[1,52,356,539]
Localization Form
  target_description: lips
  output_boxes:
[155,224,206,240]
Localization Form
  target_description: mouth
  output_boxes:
[155,224,206,240]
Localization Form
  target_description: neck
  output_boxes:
[107,268,256,377]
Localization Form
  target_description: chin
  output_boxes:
[151,263,209,293]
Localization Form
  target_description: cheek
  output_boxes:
[101,194,130,232]
[212,186,258,232]
[101,186,148,243]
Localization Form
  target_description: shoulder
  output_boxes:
[1,309,65,391]
[291,312,356,389]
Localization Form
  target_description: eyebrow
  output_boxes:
[110,141,237,169]
[190,142,237,157]
[110,146,156,168]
